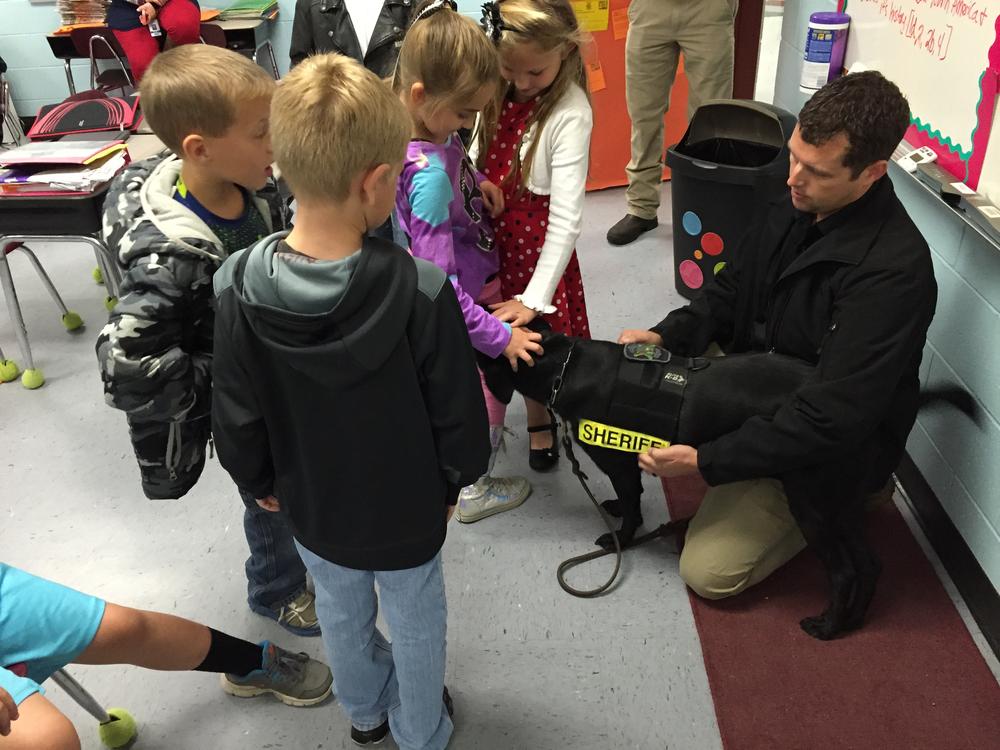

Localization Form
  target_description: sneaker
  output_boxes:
[349,687,454,745]
[351,720,390,746]
[607,214,658,246]
[252,589,321,637]
[221,641,333,707]
[457,476,531,523]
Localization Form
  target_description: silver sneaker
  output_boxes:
[221,642,333,707]
[457,476,531,523]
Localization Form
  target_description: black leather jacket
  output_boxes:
[289,0,413,78]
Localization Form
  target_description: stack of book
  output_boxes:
[218,0,278,20]
[0,140,129,196]
[56,0,110,26]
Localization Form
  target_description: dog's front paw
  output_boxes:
[595,528,635,551]
[601,500,623,518]
[800,614,843,641]
[595,532,617,551]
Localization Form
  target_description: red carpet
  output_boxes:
[663,475,1000,749]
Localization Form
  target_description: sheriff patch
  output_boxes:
[578,419,670,453]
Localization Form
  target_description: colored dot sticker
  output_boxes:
[713,261,727,275]
[702,232,724,256]
[682,211,702,236]
[694,250,704,260]
[679,259,704,290]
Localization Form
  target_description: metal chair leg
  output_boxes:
[253,40,281,80]
[0,244,35,373]
[16,245,71,317]
[50,669,112,724]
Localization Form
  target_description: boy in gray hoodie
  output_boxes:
[212,54,489,749]
[96,45,318,637]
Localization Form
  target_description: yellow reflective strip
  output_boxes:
[577,419,670,453]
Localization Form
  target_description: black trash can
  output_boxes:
[666,100,796,299]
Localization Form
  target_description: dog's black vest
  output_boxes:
[601,344,709,444]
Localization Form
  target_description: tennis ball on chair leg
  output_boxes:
[20,369,44,390]
[98,708,138,749]
[93,266,105,285]
[62,311,84,332]
[0,359,19,382]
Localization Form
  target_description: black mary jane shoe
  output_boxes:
[527,415,559,472]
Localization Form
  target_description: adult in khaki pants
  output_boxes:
[617,73,934,600]
[607,0,736,246]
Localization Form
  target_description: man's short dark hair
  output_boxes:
[798,71,910,178]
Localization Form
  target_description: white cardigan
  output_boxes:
[471,83,593,313]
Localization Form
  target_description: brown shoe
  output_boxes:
[607,214,658,245]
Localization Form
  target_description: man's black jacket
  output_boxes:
[652,177,937,488]
[289,0,411,78]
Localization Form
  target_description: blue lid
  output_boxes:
[810,11,850,23]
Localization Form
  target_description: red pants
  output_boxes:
[112,0,201,82]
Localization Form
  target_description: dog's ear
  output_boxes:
[475,351,515,405]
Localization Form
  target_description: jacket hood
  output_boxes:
[103,154,271,266]
[214,232,418,387]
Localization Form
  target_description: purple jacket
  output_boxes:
[396,136,510,359]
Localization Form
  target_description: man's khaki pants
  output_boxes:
[679,478,807,598]
[625,0,737,220]
[679,475,896,599]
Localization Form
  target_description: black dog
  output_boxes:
[479,323,974,640]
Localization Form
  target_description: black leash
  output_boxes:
[555,418,691,598]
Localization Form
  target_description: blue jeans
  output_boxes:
[240,490,308,611]
[296,543,452,750]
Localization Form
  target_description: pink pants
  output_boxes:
[477,276,508,429]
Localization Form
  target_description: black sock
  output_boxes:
[194,628,264,677]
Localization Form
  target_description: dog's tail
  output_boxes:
[918,386,981,425]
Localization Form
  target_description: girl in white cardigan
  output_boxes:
[472,0,594,474]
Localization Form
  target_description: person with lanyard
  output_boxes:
[106,0,201,83]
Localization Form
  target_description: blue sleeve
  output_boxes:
[0,666,43,706]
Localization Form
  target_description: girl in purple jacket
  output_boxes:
[395,1,542,523]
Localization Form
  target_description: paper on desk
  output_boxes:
[24,151,129,191]
[0,140,126,167]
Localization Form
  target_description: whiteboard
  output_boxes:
[841,0,1000,191]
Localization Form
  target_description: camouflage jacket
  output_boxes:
[96,154,274,499]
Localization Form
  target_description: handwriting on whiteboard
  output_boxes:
[855,0,994,62]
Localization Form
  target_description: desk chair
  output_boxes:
[52,669,138,749]
[70,29,134,96]
[199,23,280,80]
[1,74,26,148]
[0,242,86,389]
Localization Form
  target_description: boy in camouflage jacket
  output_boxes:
[96,45,318,636]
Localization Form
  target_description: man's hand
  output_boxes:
[256,495,281,512]
[137,2,158,24]
[480,180,505,218]
[638,445,700,478]
[0,687,19,737]
[446,504,457,522]
[502,326,543,371]
[618,329,663,346]
[490,298,538,327]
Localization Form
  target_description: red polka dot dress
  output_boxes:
[482,98,591,338]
